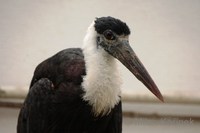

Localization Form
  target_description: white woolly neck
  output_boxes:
[81,22,122,116]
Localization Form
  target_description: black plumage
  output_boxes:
[17,48,122,133]
[94,17,130,35]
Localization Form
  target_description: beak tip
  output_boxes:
[150,84,164,102]
[154,91,164,102]
[158,95,164,102]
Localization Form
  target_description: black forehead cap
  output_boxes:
[94,16,131,35]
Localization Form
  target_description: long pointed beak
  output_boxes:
[110,40,164,102]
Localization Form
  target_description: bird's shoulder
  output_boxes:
[30,48,86,88]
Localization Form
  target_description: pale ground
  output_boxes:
[1,103,200,133]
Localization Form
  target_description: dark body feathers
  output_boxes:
[17,48,122,133]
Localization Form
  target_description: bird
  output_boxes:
[17,16,163,133]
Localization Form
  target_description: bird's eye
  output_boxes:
[103,30,115,40]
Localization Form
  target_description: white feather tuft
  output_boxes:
[82,22,122,116]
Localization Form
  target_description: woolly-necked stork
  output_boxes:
[17,16,163,133]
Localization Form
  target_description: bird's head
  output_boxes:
[84,16,164,102]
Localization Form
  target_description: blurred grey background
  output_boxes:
[0,0,200,133]
[1,0,200,99]
[0,0,200,99]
